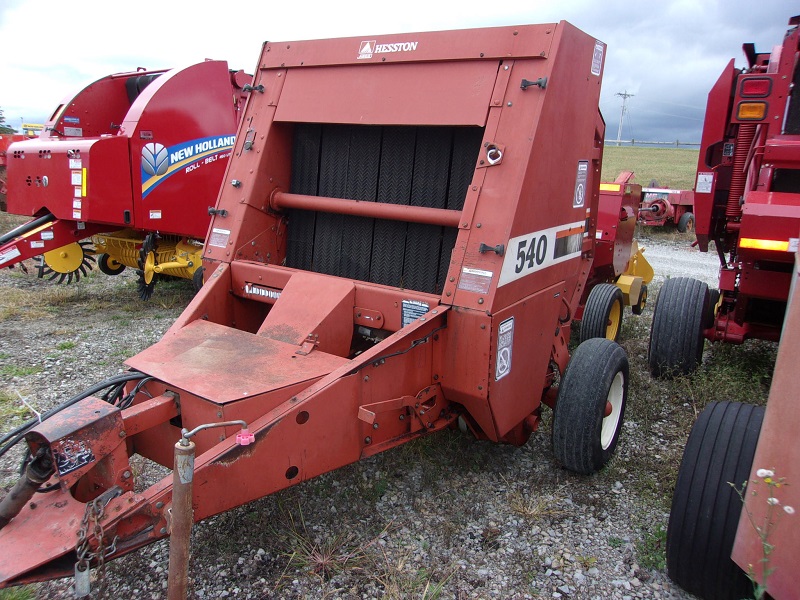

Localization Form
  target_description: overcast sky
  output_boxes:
[0,1,795,144]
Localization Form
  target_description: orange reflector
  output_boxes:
[740,77,771,97]
[737,102,767,120]
[599,183,620,192]
[739,237,789,251]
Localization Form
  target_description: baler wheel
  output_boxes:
[553,338,628,474]
[677,212,695,233]
[97,253,126,276]
[37,241,96,284]
[666,401,764,600]
[631,284,648,316]
[136,233,158,300]
[648,277,708,378]
[192,266,205,292]
[579,283,624,343]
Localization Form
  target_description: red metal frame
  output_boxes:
[694,16,800,344]
[0,22,614,586]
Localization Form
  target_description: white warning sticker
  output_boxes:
[573,160,589,208]
[30,240,45,249]
[208,227,231,248]
[0,245,21,265]
[149,210,162,220]
[591,40,605,76]
[495,317,514,381]
[696,172,714,194]
[498,220,586,287]
[69,159,82,169]
[41,231,54,240]
[70,171,82,186]
[457,267,493,294]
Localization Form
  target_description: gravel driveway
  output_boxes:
[0,230,723,600]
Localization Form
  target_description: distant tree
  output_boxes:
[0,107,16,134]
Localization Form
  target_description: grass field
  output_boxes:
[601,146,699,190]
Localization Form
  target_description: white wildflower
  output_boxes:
[784,506,795,515]
[757,469,774,478]
[767,497,780,505]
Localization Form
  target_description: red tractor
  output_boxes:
[649,15,800,376]
[0,22,646,594]
[0,61,250,298]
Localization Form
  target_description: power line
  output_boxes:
[615,91,634,146]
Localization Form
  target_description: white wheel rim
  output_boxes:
[601,371,624,450]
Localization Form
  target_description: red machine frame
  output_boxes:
[0,22,634,591]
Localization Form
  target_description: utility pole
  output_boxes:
[615,91,634,146]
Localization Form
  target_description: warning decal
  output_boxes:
[696,172,714,194]
[591,40,605,76]
[208,227,230,248]
[573,160,589,208]
[401,299,429,327]
[495,317,514,381]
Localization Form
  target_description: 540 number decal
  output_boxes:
[498,221,586,287]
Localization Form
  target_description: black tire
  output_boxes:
[677,211,695,233]
[648,277,709,378]
[580,283,624,343]
[97,253,126,276]
[553,338,628,474]
[631,284,648,316]
[667,401,764,600]
[192,266,205,292]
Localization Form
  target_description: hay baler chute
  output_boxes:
[0,22,631,591]
[0,61,249,297]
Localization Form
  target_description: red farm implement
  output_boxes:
[666,243,800,600]
[649,15,800,376]
[0,22,639,594]
[0,61,250,298]
[638,185,695,232]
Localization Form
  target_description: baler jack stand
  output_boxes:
[167,422,254,600]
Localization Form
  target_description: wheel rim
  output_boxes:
[686,219,695,233]
[42,243,87,273]
[143,252,156,285]
[605,301,622,340]
[601,371,624,449]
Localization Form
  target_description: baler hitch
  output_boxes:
[0,448,54,530]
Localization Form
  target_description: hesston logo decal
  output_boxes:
[358,40,419,60]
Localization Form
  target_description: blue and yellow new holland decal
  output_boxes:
[141,135,235,198]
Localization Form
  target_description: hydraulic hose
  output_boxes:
[0,371,147,459]
[0,213,56,246]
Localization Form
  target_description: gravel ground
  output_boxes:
[0,229,721,600]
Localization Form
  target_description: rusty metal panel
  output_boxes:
[274,61,498,126]
[126,319,348,404]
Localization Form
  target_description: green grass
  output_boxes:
[0,365,42,377]
[56,341,76,351]
[601,146,699,190]
[0,586,36,600]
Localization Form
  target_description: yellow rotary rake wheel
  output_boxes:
[37,240,96,284]
[137,233,159,300]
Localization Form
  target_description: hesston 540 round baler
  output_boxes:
[0,22,645,594]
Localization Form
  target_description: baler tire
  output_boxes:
[553,338,628,475]
[648,277,708,378]
[666,401,764,600]
[97,254,126,276]
[192,266,205,292]
[579,283,624,343]
[631,284,648,316]
[677,212,695,233]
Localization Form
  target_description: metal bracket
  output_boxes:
[208,207,228,217]
[479,243,505,256]
[521,77,547,90]
[242,83,265,93]
[296,333,319,356]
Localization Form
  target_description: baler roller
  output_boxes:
[271,191,464,227]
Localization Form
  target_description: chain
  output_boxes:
[74,494,120,594]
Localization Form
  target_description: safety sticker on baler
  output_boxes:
[457,267,493,294]
[140,135,235,199]
[591,41,605,77]
[573,161,589,208]
[495,317,514,381]
[497,220,586,287]
[208,228,230,248]
[0,245,21,266]
[401,299,429,327]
